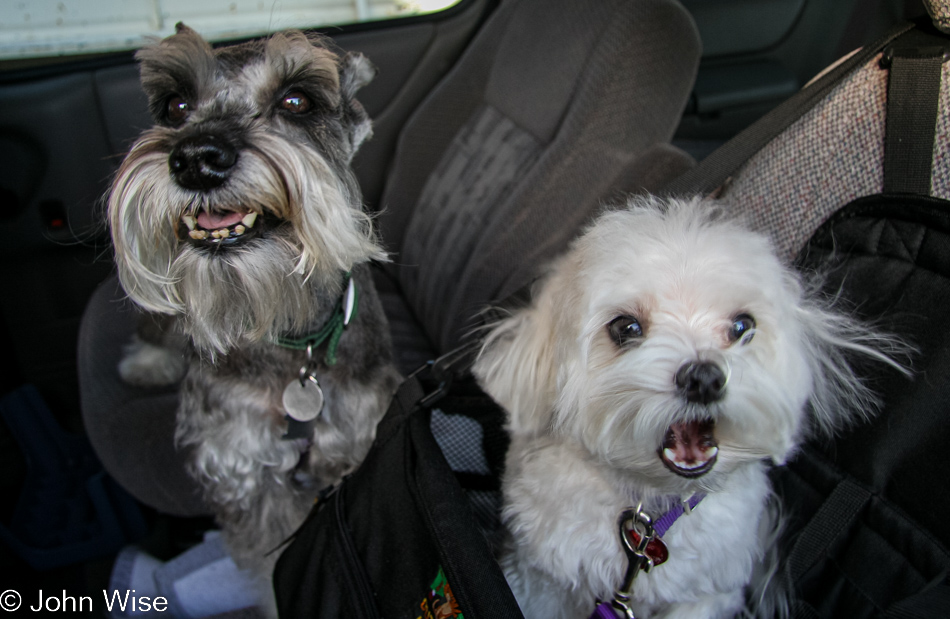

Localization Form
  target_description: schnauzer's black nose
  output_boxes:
[676,361,727,405]
[168,135,238,191]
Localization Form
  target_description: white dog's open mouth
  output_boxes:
[180,210,264,246]
[659,419,719,478]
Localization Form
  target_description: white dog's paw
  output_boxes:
[117,335,186,387]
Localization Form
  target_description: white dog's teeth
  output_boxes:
[708,446,719,458]
[234,224,245,236]
[181,215,196,230]
[663,448,677,462]
[241,212,258,228]
[189,229,208,240]
[211,228,230,239]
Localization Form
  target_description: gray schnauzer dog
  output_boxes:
[106,23,401,581]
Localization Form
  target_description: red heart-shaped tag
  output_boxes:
[624,529,669,566]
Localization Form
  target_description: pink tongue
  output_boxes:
[196,211,245,230]
[664,420,716,464]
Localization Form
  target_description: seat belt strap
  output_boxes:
[882,28,949,195]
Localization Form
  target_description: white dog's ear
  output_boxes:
[795,294,912,438]
[474,290,561,436]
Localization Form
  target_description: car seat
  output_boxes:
[77,0,701,517]
[371,0,702,373]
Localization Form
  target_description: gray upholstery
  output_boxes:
[79,278,207,516]
[379,0,702,357]
[78,0,701,515]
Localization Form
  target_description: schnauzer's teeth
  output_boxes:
[234,225,245,236]
[211,228,230,239]
[189,229,208,240]
[241,212,258,228]
[181,215,196,231]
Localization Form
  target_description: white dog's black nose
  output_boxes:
[169,135,238,191]
[676,361,726,405]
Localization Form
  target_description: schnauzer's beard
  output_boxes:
[109,126,382,353]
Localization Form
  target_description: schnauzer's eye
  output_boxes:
[280,91,312,114]
[166,96,190,124]
[729,314,756,345]
[607,315,644,348]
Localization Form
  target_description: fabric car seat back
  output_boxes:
[377,0,701,359]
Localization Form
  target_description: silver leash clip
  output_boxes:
[609,503,656,619]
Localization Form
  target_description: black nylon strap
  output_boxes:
[663,20,916,198]
[882,33,948,195]
[787,477,871,583]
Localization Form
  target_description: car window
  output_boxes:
[0,0,460,62]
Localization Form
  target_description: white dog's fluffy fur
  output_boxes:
[474,196,909,619]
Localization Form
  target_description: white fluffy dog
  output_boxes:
[474,196,908,619]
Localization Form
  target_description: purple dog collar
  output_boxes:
[652,492,705,537]
[591,602,622,619]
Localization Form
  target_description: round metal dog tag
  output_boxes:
[282,375,324,422]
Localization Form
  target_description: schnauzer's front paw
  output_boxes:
[118,336,186,387]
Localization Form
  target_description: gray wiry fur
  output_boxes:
[107,23,400,607]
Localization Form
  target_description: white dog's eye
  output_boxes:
[607,315,644,348]
[729,313,756,344]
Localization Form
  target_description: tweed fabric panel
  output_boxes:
[400,104,541,341]
[924,0,950,33]
[933,61,950,195]
[724,57,950,262]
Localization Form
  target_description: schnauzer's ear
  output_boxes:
[337,52,377,160]
[475,284,561,435]
[174,22,197,36]
[339,52,376,99]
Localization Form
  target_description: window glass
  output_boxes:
[0,0,460,60]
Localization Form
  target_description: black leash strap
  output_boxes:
[881,26,949,195]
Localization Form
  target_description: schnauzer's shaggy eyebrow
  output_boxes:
[265,33,339,92]
[137,33,216,104]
